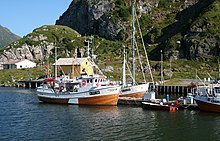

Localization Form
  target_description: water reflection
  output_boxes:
[1,88,220,141]
[0,87,35,94]
[78,105,118,111]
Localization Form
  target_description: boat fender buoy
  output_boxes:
[96,83,100,87]
[60,86,64,90]
[82,80,87,86]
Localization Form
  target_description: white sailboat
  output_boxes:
[120,1,153,98]
[120,44,150,98]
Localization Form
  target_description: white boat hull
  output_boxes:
[120,83,149,98]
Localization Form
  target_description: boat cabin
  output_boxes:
[55,75,110,93]
[53,57,98,79]
[213,87,220,98]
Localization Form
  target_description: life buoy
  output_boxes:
[96,83,100,87]
[109,82,114,86]
[60,85,64,90]
[82,80,87,87]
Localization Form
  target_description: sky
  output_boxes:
[0,0,72,37]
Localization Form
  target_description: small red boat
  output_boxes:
[142,102,178,112]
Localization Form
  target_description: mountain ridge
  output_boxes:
[0,0,219,64]
[0,25,20,48]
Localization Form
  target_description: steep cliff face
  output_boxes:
[183,0,220,61]
[159,0,219,61]
[57,0,219,61]
[56,0,118,40]
[56,0,159,40]
[56,0,199,40]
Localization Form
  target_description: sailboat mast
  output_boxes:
[160,50,164,84]
[132,1,135,85]
[123,45,126,87]
[218,58,220,78]
[71,48,77,79]
[55,46,58,80]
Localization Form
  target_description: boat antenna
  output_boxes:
[55,46,58,80]
[160,50,164,85]
[71,48,78,79]
[85,40,92,58]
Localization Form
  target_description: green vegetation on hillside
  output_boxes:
[6,25,84,49]
[122,0,217,61]
[190,0,220,50]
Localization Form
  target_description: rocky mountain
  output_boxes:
[0,0,219,65]
[56,0,219,61]
[56,0,123,40]
[0,25,20,48]
[0,25,84,64]
[0,25,121,65]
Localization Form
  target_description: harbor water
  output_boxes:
[0,87,220,141]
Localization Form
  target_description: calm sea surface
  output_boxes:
[0,87,220,141]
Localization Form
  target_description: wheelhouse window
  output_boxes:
[122,88,131,92]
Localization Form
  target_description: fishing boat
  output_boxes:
[37,55,120,106]
[142,101,178,112]
[120,1,154,98]
[194,85,220,113]
[37,75,120,106]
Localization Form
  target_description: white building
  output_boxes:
[2,59,36,69]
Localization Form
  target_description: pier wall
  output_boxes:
[155,85,195,99]
[17,80,43,88]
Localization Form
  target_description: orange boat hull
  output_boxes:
[78,94,119,106]
[119,91,145,98]
[38,93,119,106]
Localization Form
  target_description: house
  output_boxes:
[2,59,36,69]
[53,57,98,78]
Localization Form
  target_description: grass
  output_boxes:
[0,67,45,85]
[99,59,219,85]
[0,58,219,87]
